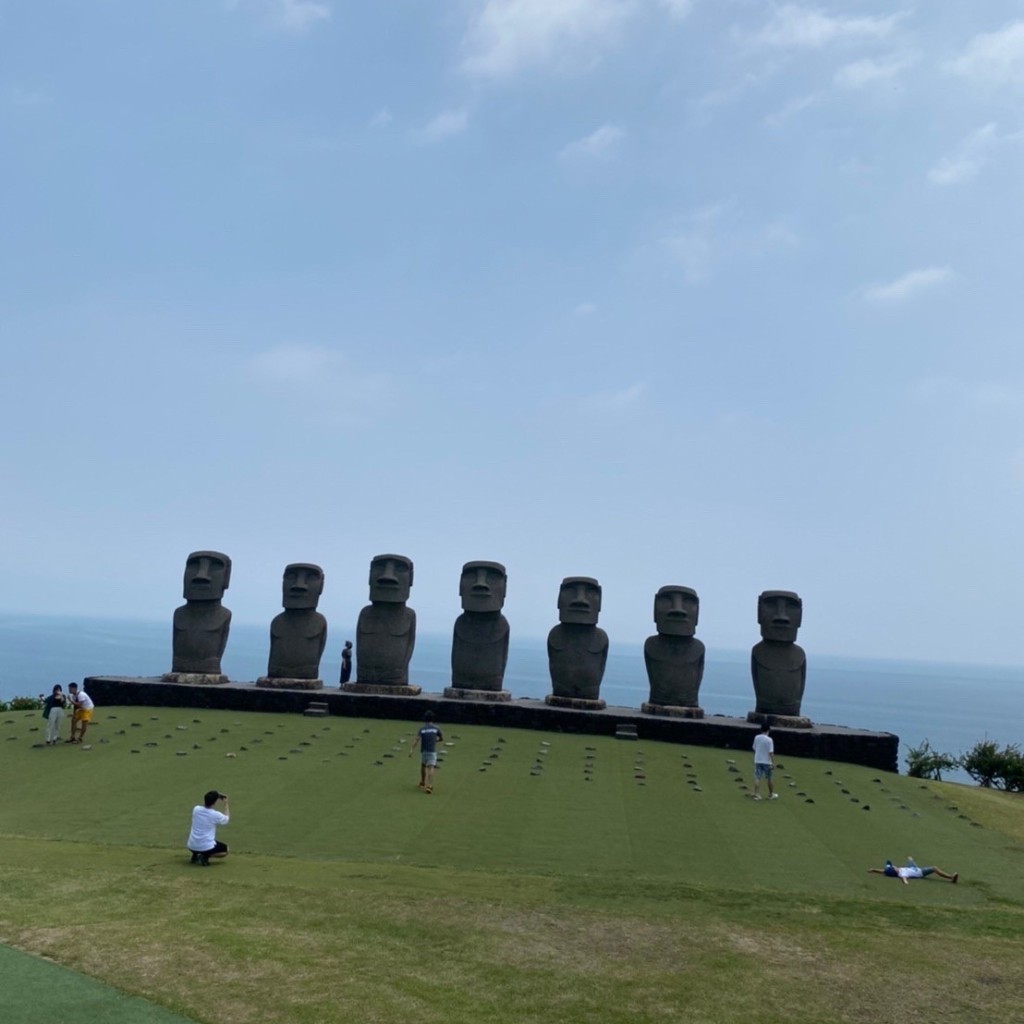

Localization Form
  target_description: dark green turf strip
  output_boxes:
[0,943,196,1023]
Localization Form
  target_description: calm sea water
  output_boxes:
[2,613,1022,780]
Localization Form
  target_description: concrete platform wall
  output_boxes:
[84,676,900,773]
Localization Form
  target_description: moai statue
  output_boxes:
[344,553,420,694]
[747,590,811,727]
[257,563,328,689]
[545,576,608,710]
[164,551,232,684]
[642,585,705,718]
[445,561,511,702]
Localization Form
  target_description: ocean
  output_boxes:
[2,613,1022,782]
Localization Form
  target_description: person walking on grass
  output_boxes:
[408,710,443,794]
[869,857,958,885]
[66,682,94,744]
[752,722,777,801]
[42,684,66,746]
[187,790,231,866]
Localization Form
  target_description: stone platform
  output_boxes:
[82,676,899,772]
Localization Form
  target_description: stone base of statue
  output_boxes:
[642,701,704,719]
[444,686,511,702]
[545,694,606,711]
[256,677,323,690]
[161,672,229,685]
[342,682,423,696]
[747,710,812,729]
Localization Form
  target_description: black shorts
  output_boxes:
[191,840,228,855]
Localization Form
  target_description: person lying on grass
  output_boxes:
[869,857,958,885]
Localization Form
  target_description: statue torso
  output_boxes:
[172,602,231,674]
[644,635,705,706]
[751,640,807,715]
[451,612,510,689]
[268,610,327,679]
[356,603,416,684]
[548,624,608,699]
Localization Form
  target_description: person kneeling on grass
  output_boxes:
[869,856,958,885]
[408,710,443,794]
[187,790,230,866]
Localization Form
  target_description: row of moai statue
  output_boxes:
[163,551,810,727]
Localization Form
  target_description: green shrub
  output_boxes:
[8,696,43,711]
[905,739,958,780]
[959,740,1024,790]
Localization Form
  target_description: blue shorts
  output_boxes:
[421,752,437,767]
[754,763,773,780]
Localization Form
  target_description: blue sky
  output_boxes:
[4,1,1024,665]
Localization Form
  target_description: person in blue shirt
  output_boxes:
[409,711,444,794]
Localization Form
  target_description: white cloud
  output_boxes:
[274,0,329,32]
[912,376,1024,412]
[227,0,331,34]
[249,344,348,385]
[863,266,955,303]
[659,203,798,284]
[7,86,51,107]
[928,123,1000,186]
[247,344,390,424]
[459,0,696,78]
[750,4,906,49]
[416,109,469,143]
[559,123,625,160]
[573,302,597,316]
[948,20,1024,84]
[763,93,819,127]
[460,0,635,78]
[370,107,393,128]
[658,0,694,19]
[661,205,724,285]
[581,382,646,412]
[834,52,916,89]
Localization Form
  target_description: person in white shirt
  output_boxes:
[752,723,777,801]
[187,790,231,866]
[67,683,95,744]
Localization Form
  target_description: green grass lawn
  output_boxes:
[2,707,1022,1024]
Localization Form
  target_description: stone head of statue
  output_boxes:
[282,563,324,610]
[182,551,232,601]
[558,576,602,625]
[654,585,699,637]
[368,553,414,603]
[758,590,802,642]
[459,560,507,613]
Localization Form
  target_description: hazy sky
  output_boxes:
[4,2,1024,665]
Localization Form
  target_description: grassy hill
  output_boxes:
[1,707,1022,1023]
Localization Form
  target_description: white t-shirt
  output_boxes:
[753,733,774,765]
[187,805,229,851]
[74,690,95,710]
[898,866,924,880]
